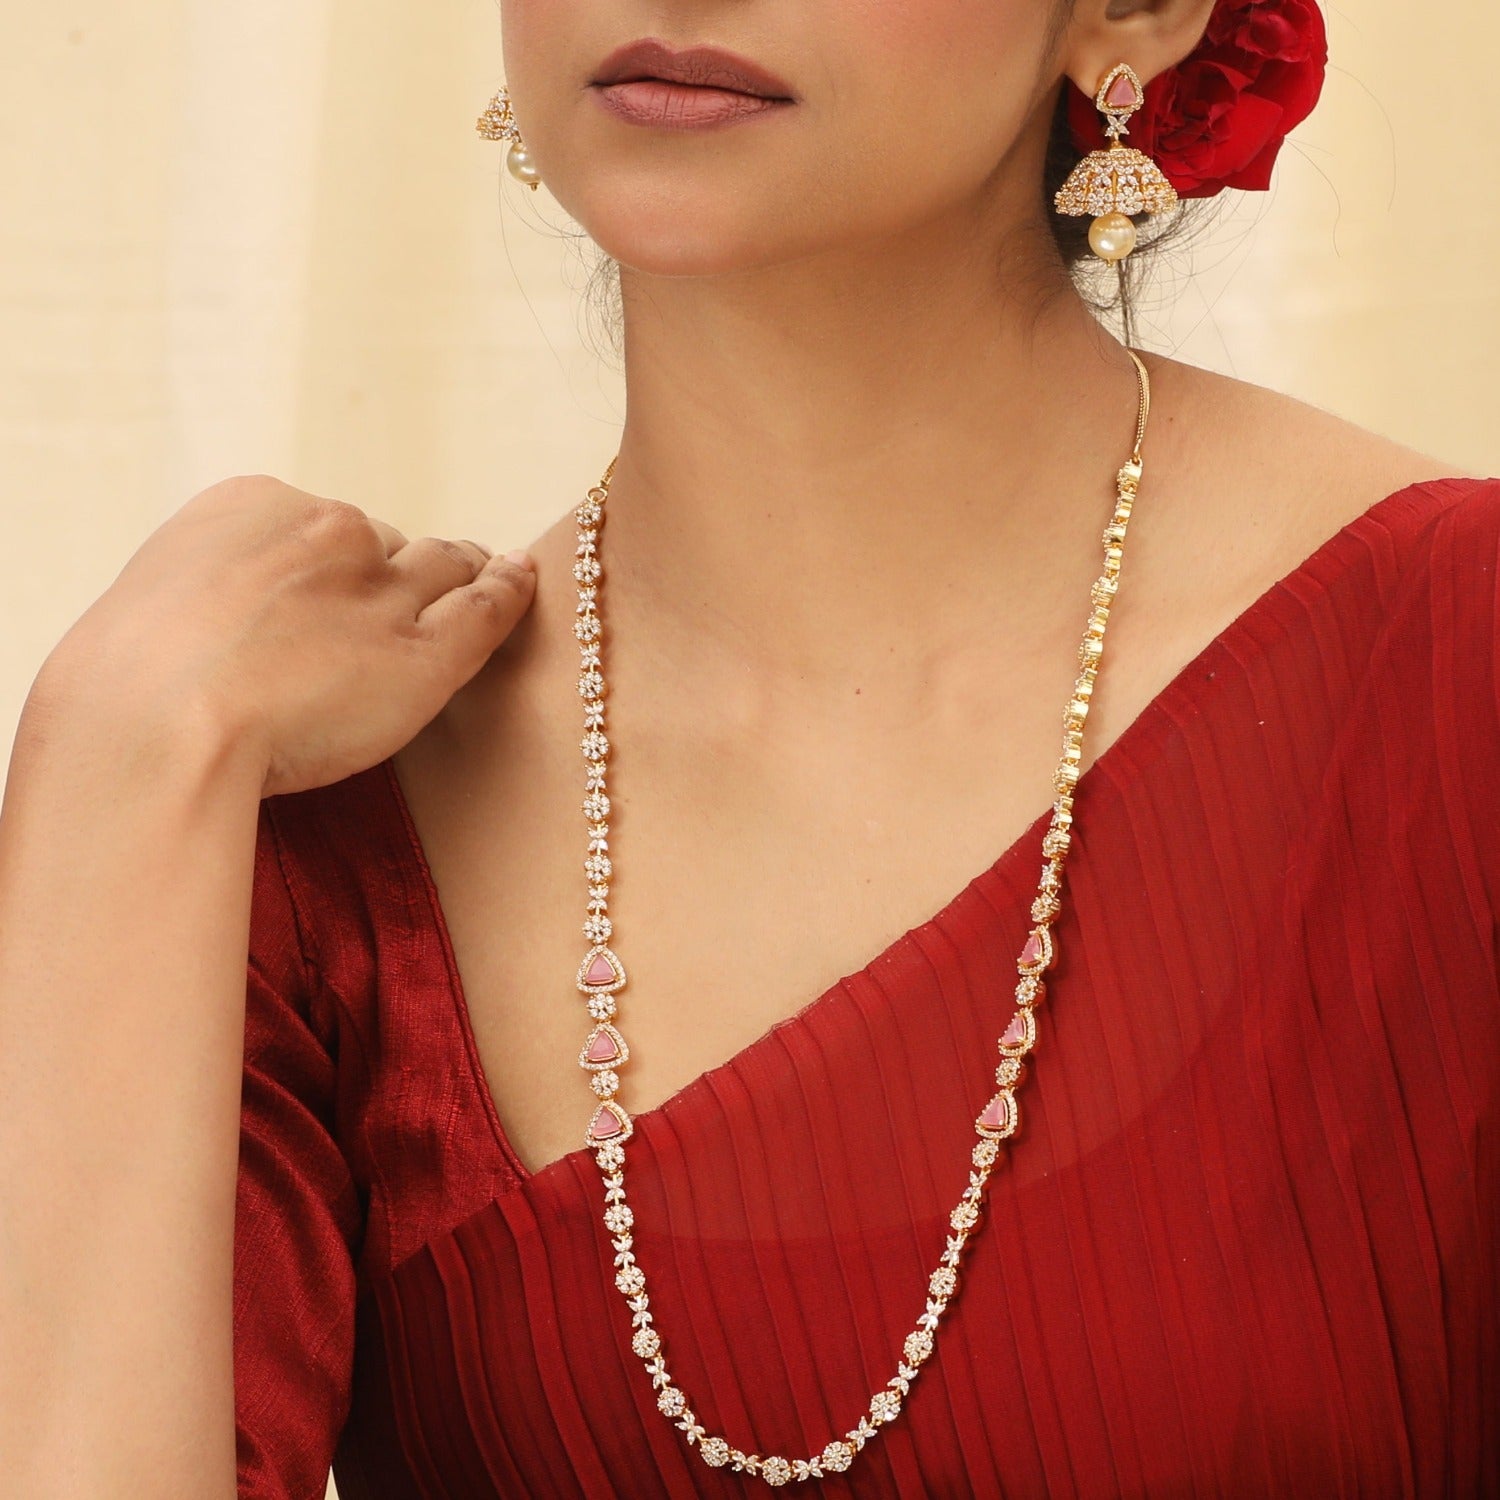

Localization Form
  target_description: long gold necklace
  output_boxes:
[568,348,1151,1486]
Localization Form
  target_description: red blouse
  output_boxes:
[234,476,1500,1499]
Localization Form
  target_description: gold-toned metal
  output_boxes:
[1054,64,1178,262]
[476,84,543,192]
[571,348,1154,1485]
[475,86,520,143]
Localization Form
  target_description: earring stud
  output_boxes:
[476,85,541,191]
[1054,63,1178,263]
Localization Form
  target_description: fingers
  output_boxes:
[414,550,538,671]
[386,535,495,608]
[366,517,410,558]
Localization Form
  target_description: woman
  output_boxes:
[2,0,1495,1494]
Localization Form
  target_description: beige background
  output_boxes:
[1,6,1496,1493]
[4,4,1499,764]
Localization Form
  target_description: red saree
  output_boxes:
[233,476,1500,1498]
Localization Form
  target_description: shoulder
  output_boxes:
[1145,352,1488,502]
[1135,353,1495,634]
[1162,366,1500,882]
[1201,367,1500,577]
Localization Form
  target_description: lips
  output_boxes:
[591,38,795,101]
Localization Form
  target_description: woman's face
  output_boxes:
[497,1,1069,280]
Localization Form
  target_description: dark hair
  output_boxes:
[575,80,1217,364]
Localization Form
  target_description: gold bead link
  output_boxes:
[575,351,1151,1486]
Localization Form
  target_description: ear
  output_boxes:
[1056,0,1219,99]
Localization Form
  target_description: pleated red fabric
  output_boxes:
[234,475,1500,1499]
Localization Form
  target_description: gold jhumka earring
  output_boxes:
[1054,63,1179,263]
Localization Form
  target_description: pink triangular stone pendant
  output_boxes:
[975,1089,1019,1140]
[586,1027,621,1063]
[586,1099,632,1145]
[577,945,626,993]
[1018,926,1054,974]
[998,1006,1037,1060]
[579,1022,628,1070]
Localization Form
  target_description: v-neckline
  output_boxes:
[380,476,1466,1190]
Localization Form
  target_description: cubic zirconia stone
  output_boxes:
[821,1441,854,1472]
[950,1201,979,1231]
[760,1456,792,1485]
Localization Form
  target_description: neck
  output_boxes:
[589,210,1161,691]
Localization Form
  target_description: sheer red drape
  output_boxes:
[234,477,1499,1499]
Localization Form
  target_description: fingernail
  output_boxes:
[503,548,536,572]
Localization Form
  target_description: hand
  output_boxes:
[32,475,538,797]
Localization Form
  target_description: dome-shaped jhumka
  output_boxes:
[1054,143,1180,218]
[1053,62,1180,262]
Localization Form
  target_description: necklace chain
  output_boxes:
[567,349,1151,1486]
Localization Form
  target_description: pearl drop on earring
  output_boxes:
[506,141,541,191]
[1088,211,1137,263]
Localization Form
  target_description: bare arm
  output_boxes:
[0,476,538,1496]
[0,683,264,1495]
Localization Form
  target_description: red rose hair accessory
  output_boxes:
[1066,0,1329,200]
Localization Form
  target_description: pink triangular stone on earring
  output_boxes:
[1105,71,1139,109]
[585,953,617,987]
[1000,1014,1027,1048]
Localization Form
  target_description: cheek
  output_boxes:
[836,0,1041,100]
[816,2,1051,211]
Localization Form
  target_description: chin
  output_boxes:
[576,194,816,279]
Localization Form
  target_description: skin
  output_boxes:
[392,0,1473,1177]
[0,492,537,1495]
[0,0,1476,1490]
